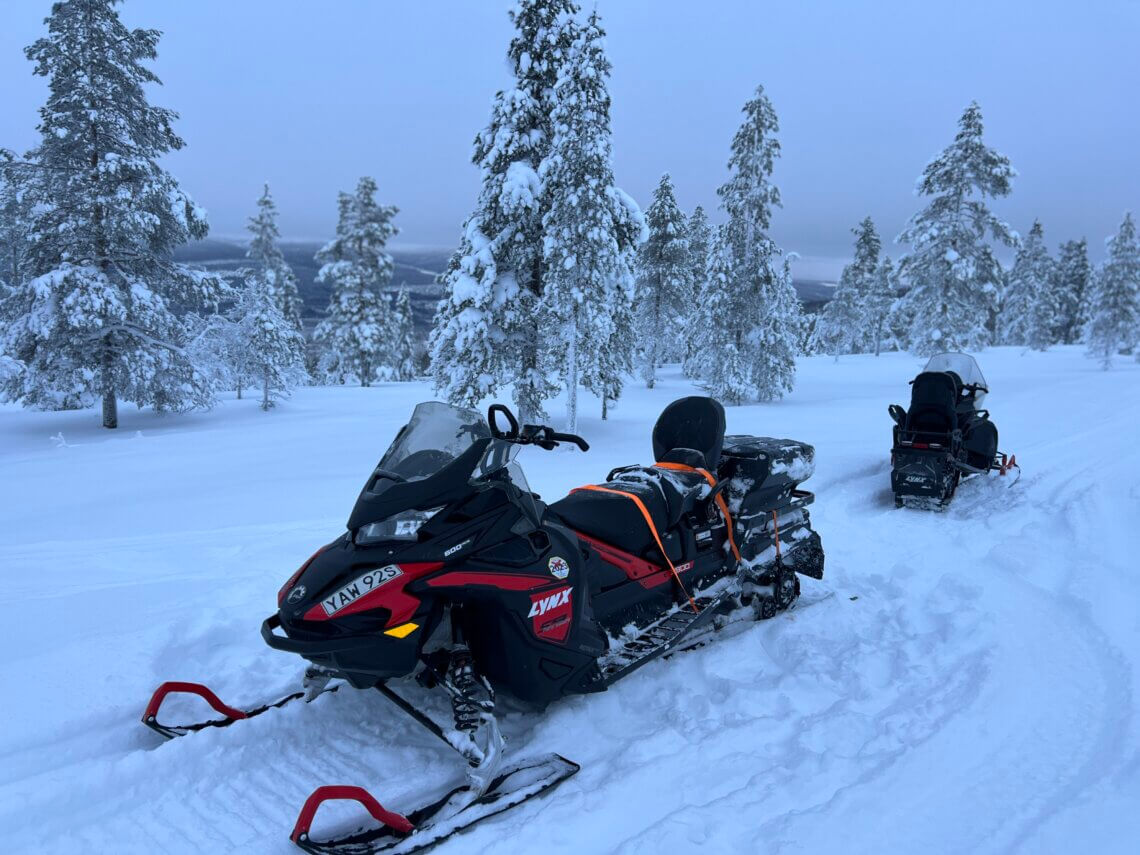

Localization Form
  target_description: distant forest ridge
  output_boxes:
[173,239,835,332]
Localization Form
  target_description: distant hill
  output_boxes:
[173,239,445,333]
[173,238,834,331]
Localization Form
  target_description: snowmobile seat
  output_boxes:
[652,396,726,470]
[904,372,959,436]
[549,397,727,563]
[550,475,683,562]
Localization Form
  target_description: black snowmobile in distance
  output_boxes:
[888,352,1018,510]
[142,397,825,854]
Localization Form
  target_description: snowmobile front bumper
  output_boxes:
[262,614,421,688]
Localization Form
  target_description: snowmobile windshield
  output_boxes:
[378,402,491,482]
[923,353,988,402]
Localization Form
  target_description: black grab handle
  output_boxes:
[487,404,520,439]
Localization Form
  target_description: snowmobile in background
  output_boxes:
[888,352,1018,510]
[142,397,825,854]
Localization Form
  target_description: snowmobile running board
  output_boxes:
[141,680,339,740]
[601,590,731,685]
[290,754,580,854]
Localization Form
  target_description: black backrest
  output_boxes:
[906,372,958,435]
[652,396,726,469]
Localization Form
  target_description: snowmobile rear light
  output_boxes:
[912,442,929,449]
[278,546,327,605]
[357,507,443,544]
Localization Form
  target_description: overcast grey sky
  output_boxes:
[1,0,1138,278]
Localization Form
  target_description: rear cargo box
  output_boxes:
[716,436,819,573]
[717,435,815,513]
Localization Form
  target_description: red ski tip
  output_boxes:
[291,785,415,843]
[142,681,249,724]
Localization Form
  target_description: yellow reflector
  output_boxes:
[383,622,419,639]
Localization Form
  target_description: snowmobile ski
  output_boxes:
[141,679,339,740]
[290,753,580,854]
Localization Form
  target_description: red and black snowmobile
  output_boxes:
[143,396,824,853]
[888,352,1019,509]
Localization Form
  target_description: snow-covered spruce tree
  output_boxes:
[865,255,897,355]
[697,229,749,399]
[696,85,802,403]
[813,217,881,358]
[850,217,883,351]
[1,0,221,427]
[811,272,862,359]
[314,178,399,386]
[680,205,712,377]
[541,11,644,433]
[234,271,306,410]
[247,184,303,331]
[0,165,34,292]
[389,285,418,381]
[633,174,690,387]
[686,206,712,297]
[896,103,1016,356]
[430,0,580,421]
[1001,220,1057,349]
[1055,238,1093,345]
[1086,213,1140,368]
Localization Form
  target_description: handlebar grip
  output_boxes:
[551,432,589,452]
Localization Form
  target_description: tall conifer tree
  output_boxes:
[896,103,1016,355]
[1086,213,1140,368]
[633,174,691,387]
[1,0,221,426]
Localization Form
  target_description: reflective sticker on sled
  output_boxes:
[321,564,403,616]
[548,555,570,579]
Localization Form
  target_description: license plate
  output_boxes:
[321,564,403,616]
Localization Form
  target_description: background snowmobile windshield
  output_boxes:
[923,353,988,405]
[378,401,491,481]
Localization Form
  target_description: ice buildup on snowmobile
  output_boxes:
[888,352,1018,510]
[142,397,825,853]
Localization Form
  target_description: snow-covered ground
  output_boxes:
[2,346,1138,854]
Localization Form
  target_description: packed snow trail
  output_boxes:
[2,348,1137,853]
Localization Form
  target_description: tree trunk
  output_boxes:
[236,378,243,400]
[262,368,270,411]
[101,342,117,429]
[518,333,539,424]
[601,394,608,421]
[102,391,118,429]
[565,311,578,435]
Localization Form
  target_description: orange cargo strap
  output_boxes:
[770,510,782,559]
[654,462,742,563]
[571,484,699,614]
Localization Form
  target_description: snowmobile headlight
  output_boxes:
[356,507,443,544]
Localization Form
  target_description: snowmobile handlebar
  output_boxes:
[487,404,589,452]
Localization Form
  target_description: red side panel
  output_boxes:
[424,571,553,591]
[571,531,694,590]
[528,586,573,643]
[303,561,444,627]
[573,532,660,580]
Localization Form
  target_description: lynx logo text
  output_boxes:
[528,588,571,617]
